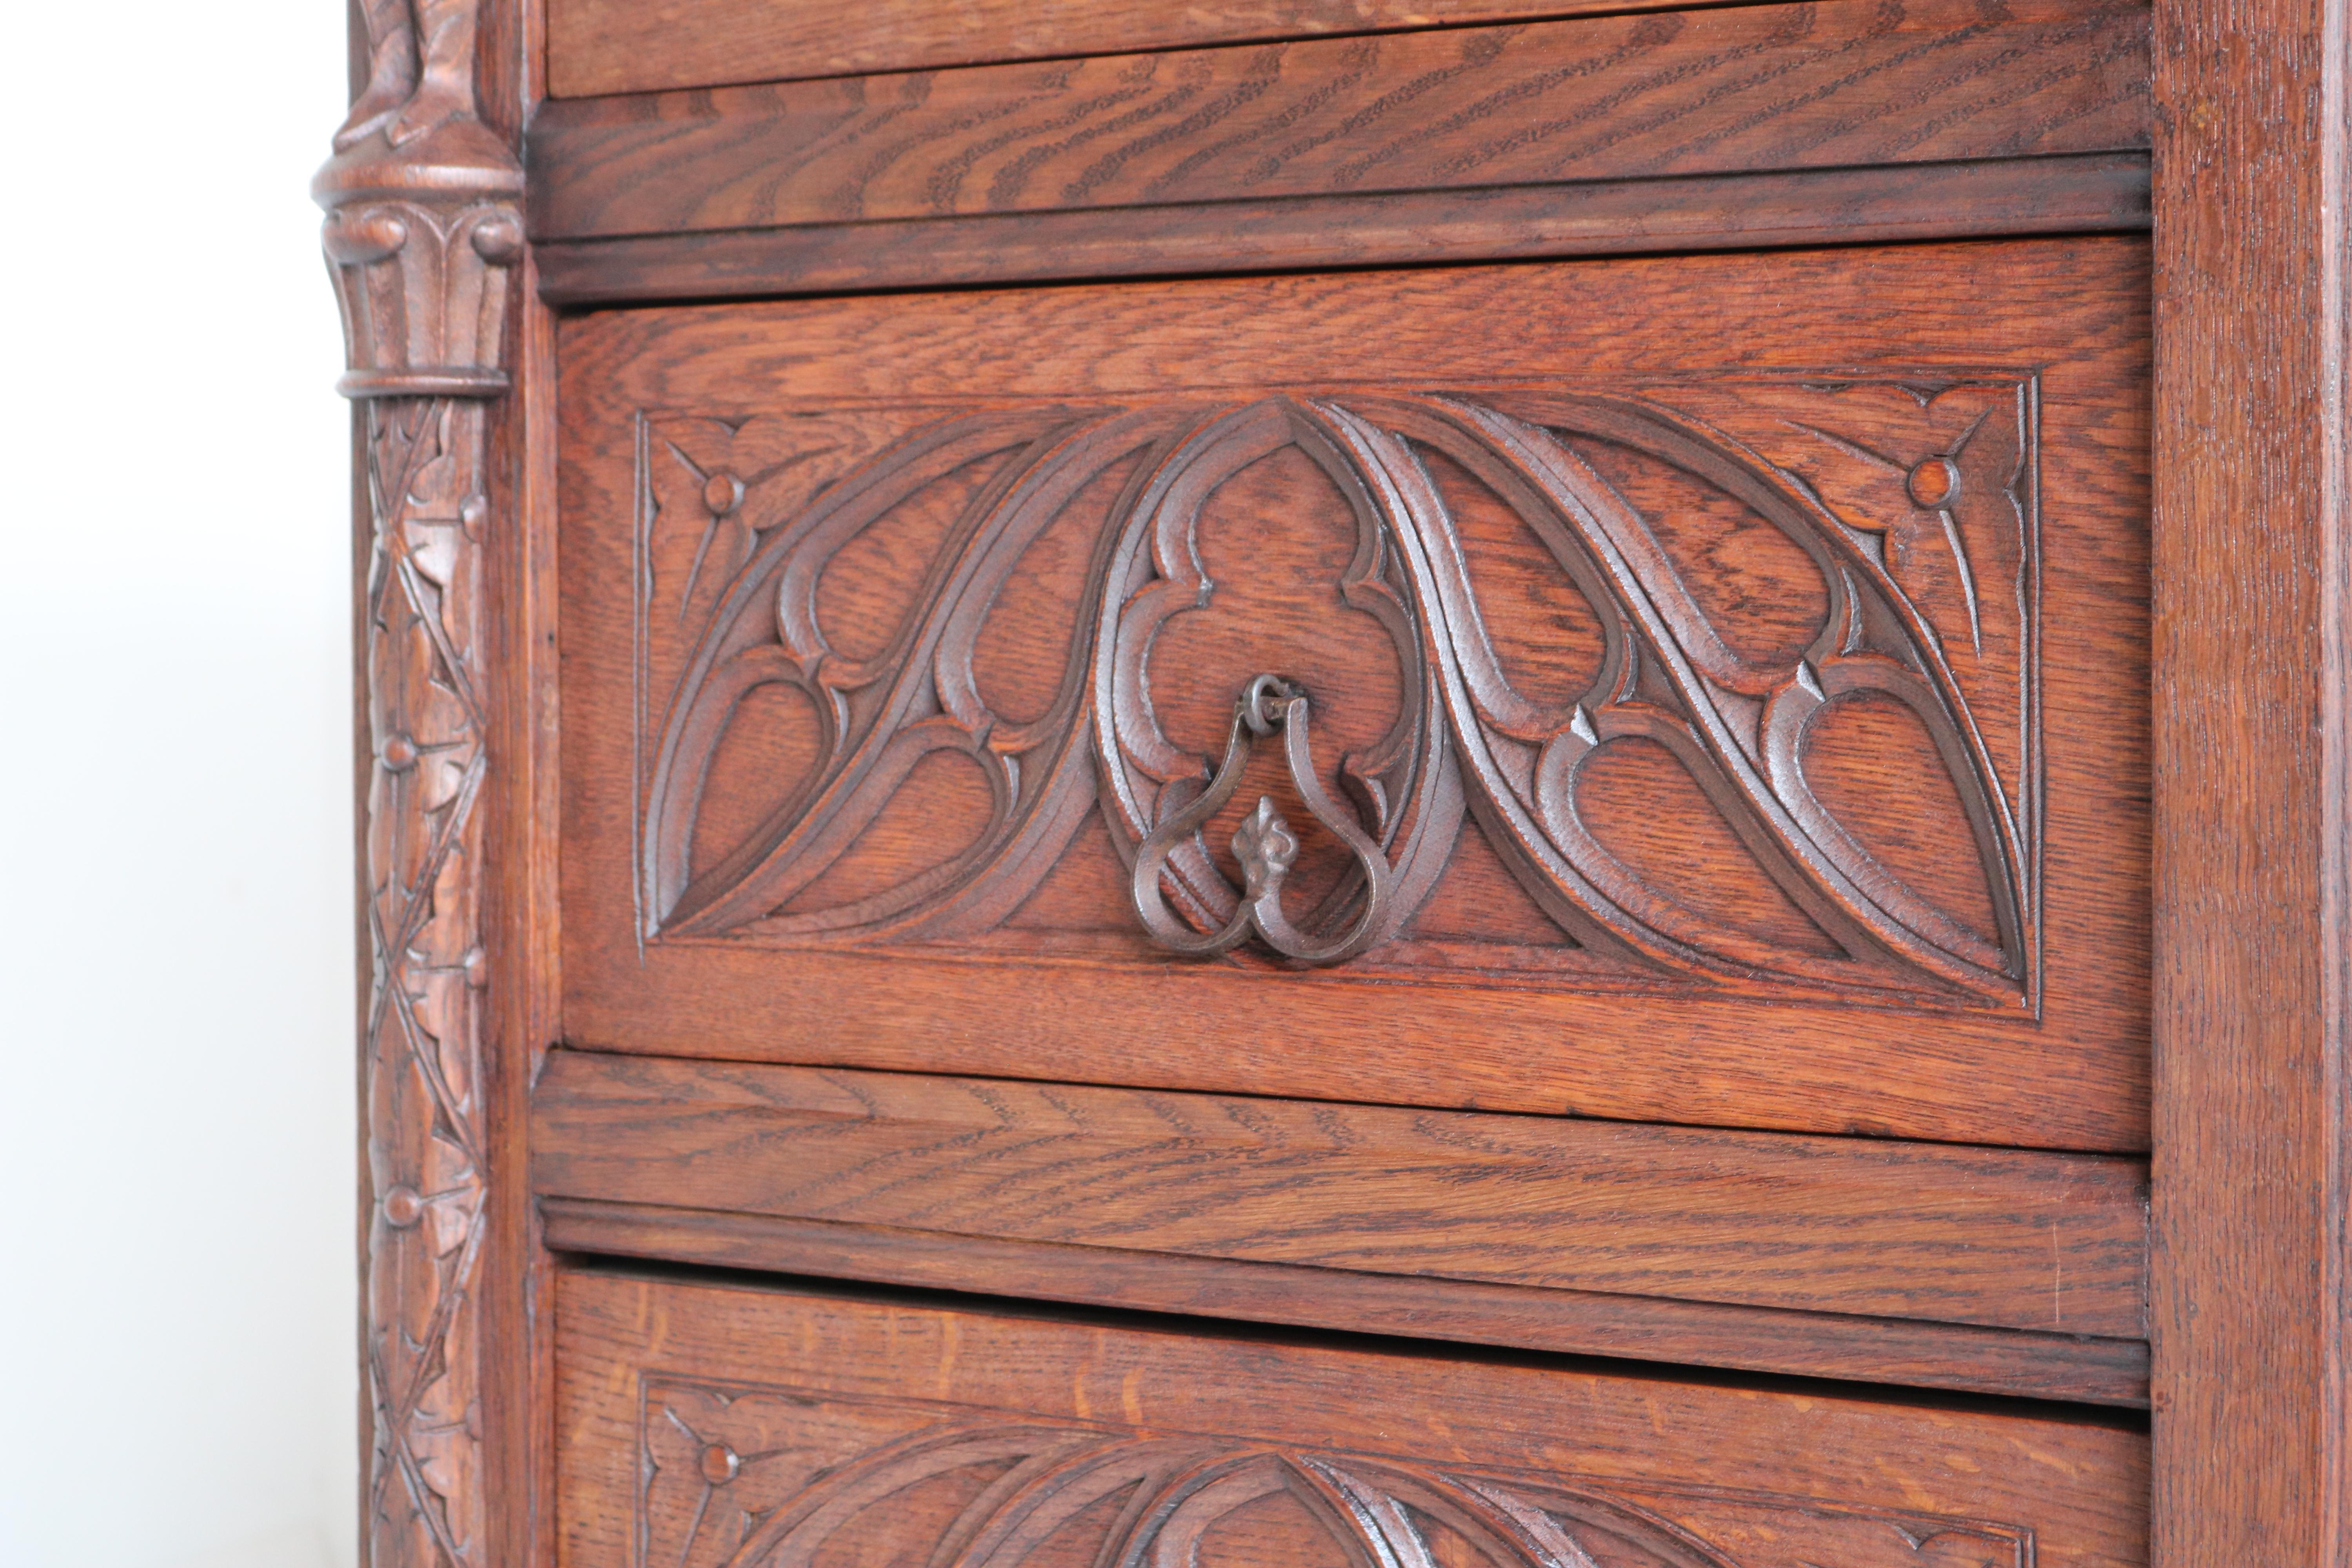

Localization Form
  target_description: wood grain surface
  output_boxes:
[2148,0,2352,1559]
[534,153,2153,305]
[547,0,1796,99]
[540,1196,2150,1405]
[555,239,2152,1150]
[311,0,2348,1548]
[530,1052,2150,1339]
[529,0,2151,242]
[557,1270,2149,1567]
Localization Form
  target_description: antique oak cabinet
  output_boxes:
[318,0,2349,1563]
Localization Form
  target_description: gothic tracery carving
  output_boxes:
[637,379,2036,1004]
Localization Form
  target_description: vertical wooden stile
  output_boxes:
[2151,0,2352,1559]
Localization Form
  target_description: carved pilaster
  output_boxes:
[316,4,519,1564]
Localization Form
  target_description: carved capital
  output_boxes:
[316,0,522,399]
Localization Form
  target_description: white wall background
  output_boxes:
[0,4,361,1564]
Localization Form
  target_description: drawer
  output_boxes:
[556,1269,2147,1567]
[556,237,2150,1151]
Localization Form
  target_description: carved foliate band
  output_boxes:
[317,2,519,1564]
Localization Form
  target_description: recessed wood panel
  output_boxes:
[557,1271,2149,1567]
[557,239,2150,1149]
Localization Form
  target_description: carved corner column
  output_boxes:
[316,3,521,1562]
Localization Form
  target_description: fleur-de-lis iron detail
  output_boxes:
[1231,797,1299,898]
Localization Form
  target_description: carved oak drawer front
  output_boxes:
[557,1270,2147,1567]
[557,236,2150,1151]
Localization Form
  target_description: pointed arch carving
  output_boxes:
[635,377,2038,1006]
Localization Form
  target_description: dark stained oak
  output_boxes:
[315,0,2352,1554]
[530,1053,2151,1339]
[557,1270,2150,1567]
[535,153,2152,306]
[2147,0,2352,1559]
[541,1196,2151,1405]
[556,238,2152,1151]
[529,0,2151,242]
[548,0,1812,99]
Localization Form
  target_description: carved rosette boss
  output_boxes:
[316,1,519,1564]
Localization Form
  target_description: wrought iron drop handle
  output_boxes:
[1130,675,1392,965]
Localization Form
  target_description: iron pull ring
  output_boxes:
[1130,675,1392,965]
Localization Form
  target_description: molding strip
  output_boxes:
[535,152,2151,306]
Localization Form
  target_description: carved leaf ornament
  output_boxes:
[642,392,2030,1002]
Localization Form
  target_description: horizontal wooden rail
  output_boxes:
[548,0,1789,101]
[534,1052,2149,1350]
[528,0,2148,299]
[541,1196,2150,1405]
[530,0,2148,240]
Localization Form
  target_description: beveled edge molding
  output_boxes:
[532,154,2152,307]
[539,1197,2151,1408]
[318,3,521,1565]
